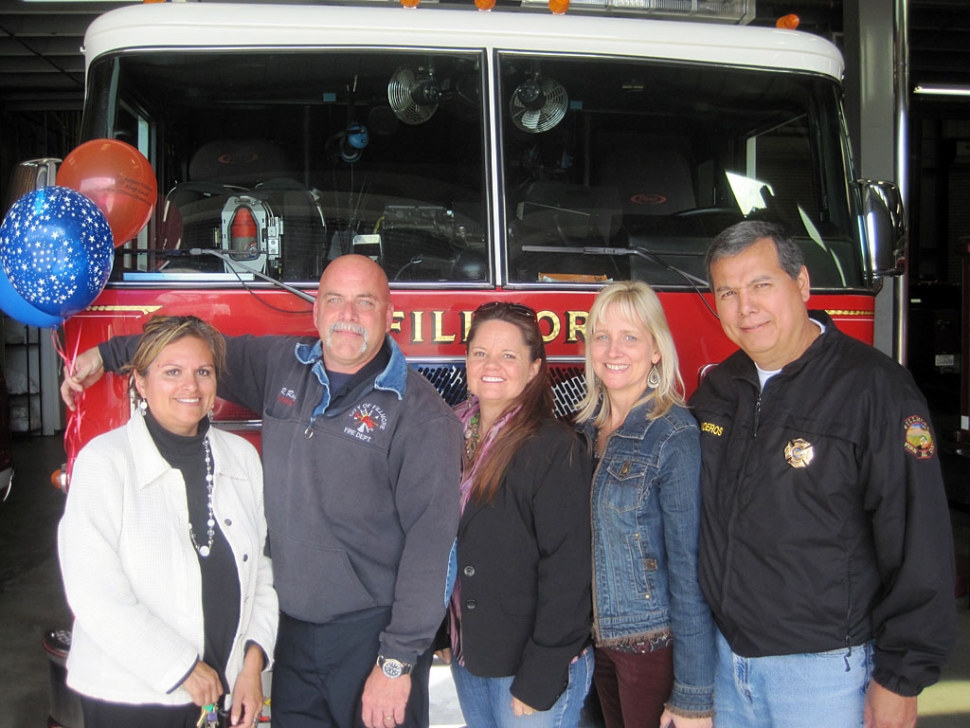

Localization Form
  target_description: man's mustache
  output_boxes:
[329,321,367,337]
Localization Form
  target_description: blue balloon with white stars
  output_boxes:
[0,265,63,328]
[0,186,114,319]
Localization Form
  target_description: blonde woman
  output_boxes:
[576,282,714,728]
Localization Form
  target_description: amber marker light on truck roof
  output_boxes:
[776,14,800,30]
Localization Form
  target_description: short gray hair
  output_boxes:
[706,220,804,282]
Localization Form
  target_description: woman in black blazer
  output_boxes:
[438,301,593,728]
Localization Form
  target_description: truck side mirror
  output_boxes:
[3,158,60,216]
[857,179,904,278]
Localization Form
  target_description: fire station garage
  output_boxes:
[1,1,969,727]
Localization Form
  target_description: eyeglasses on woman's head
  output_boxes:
[472,301,537,321]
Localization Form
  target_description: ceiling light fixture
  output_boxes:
[913,84,970,97]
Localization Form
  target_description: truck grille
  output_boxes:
[414,362,586,420]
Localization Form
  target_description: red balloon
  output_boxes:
[57,139,158,247]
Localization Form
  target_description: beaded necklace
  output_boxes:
[463,413,481,467]
[187,438,216,558]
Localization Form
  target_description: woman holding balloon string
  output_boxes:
[58,315,277,728]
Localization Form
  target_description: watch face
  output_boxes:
[381,658,404,679]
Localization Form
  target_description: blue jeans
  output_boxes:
[714,629,873,728]
[451,648,594,728]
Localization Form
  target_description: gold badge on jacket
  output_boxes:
[784,438,814,468]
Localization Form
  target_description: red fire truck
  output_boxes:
[59,0,901,472]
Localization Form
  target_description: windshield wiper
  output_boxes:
[138,248,317,306]
[521,244,718,319]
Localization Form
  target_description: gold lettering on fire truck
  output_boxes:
[411,311,424,343]
[432,311,456,343]
[389,307,591,346]
[566,311,587,344]
[536,310,560,344]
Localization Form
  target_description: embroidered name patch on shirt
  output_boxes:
[700,422,723,437]
[277,387,297,407]
[903,415,935,459]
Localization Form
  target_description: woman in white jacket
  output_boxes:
[58,315,277,728]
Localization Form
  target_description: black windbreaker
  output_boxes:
[690,311,956,697]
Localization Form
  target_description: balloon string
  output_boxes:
[51,326,84,479]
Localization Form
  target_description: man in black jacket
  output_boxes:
[690,220,956,728]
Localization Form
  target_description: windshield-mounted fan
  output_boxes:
[510,75,568,134]
[388,66,440,125]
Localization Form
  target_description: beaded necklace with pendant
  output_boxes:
[463,413,481,467]
[187,438,216,558]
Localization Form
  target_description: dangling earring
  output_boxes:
[138,398,148,415]
[647,364,661,389]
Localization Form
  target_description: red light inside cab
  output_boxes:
[776,14,800,30]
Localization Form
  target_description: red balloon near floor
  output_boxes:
[56,139,158,247]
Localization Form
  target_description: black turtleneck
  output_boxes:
[144,411,241,694]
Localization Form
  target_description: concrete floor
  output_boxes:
[1,434,968,728]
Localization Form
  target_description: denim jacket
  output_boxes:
[579,398,715,717]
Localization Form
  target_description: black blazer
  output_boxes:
[455,418,593,710]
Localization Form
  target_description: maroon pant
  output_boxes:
[593,645,674,728]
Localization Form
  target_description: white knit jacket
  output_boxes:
[58,412,278,705]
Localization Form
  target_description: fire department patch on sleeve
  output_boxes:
[903,415,936,459]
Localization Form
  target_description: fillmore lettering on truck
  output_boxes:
[390,309,589,346]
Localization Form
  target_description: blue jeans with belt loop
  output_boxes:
[714,629,874,728]
[450,647,594,728]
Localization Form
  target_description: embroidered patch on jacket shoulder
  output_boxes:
[343,403,388,443]
[784,438,814,468]
[903,415,935,459]
[700,421,723,437]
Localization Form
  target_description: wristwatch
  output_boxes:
[377,655,412,679]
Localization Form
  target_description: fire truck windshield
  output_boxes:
[84,45,861,292]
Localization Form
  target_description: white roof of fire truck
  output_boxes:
[82,2,844,82]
